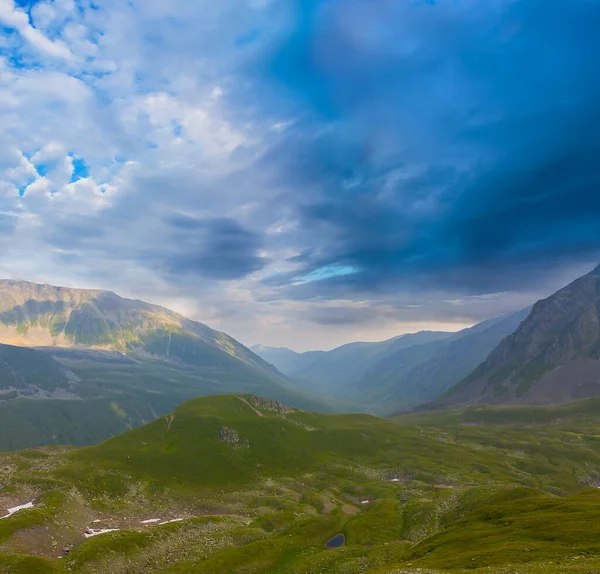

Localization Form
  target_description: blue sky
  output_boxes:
[0,0,598,350]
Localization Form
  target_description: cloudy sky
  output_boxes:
[0,0,599,351]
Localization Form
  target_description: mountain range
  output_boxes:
[5,269,600,572]
[6,264,600,450]
[258,261,600,413]
[253,307,531,414]
[0,280,328,450]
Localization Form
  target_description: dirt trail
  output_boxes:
[165,414,175,431]
[236,396,263,417]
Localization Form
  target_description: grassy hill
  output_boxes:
[0,280,336,450]
[3,394,600,572]
[0,346,332,451]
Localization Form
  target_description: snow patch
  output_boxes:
[141,518,161,524]
[84,528,120,538]
[0,501,34,520]
[360,500,370,504]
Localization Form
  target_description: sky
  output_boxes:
[0,0,599,352]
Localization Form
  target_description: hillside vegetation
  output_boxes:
[0,280,272,372]
[0,281,333,451]
[2,394,600,573]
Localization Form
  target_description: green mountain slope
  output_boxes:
[3,394,600,573]
[0,343,78,399]
[0,348,330,451]
[438,264,600,407]
[0,280,273,374]
[0,281,334,450]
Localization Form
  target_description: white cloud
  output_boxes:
[23,177,50,197]
[0,146,37,187]
[30,142,66,165]
[30,1,56,30]
[0,0,72,59]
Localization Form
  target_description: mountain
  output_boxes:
[438,264,600,407]
[3,393,600,573]
[249,345,323,375]
[0,280,274,373]
[0,343,79,399]
[253,331,452,392]
[357,307,532,413]
[0,281,332,450]
[253,311,531,415]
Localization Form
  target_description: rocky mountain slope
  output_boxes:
[438,264,600,406]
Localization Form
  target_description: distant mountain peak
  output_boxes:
[0,279,277,376]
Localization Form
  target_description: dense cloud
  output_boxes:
[250,0,600,298]
[0,0,598,349]
[160,215,267,280]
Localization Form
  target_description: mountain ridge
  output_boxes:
[436,264,600,407]
[0,279,276,375]
[253,331,453,393]
[253,310,531,414]
[0,280,333,451]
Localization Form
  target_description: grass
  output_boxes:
[3,395,600,572]
[0,355,337,452]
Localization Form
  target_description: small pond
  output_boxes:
[326,533,345,548]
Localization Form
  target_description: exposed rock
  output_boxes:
[438,264,600,407]
[218,427,249,448]
[247,396,296,414]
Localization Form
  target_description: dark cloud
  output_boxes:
[245,0,600,301]
[305,305,377,326]
[158,215,267,280]
[45,220,106,250]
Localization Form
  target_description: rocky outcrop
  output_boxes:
[218,427,249,448]
[248,396,296,414]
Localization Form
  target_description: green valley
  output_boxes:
[2,394,600,573]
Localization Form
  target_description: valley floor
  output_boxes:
[2,395,600,573]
